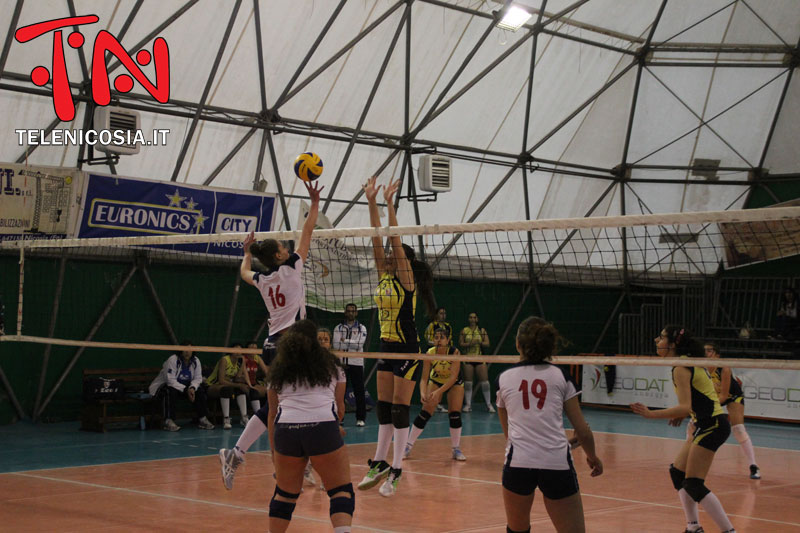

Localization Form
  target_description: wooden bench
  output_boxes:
[81,366,228,432]
[80,367,160,432]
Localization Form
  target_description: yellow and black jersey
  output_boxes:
[672,359,724,422]
[205,355,240,386]
[428,346,458,383]
[711,368,744,398]
[375,272,418,345]
[424,321,453,346]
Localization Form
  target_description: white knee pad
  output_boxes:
[731,423,749,443]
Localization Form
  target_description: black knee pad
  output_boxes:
[376,400,392,425]
[268,486,299,520]
[507,526,530,533]
[449,411,462,429]
[255,403,269,425]
[669,464,685,491]
[391,403,410,429]
[413,410,432,429]
[326,482,355,516]
[682,477,710,502]
[248,388,261,401]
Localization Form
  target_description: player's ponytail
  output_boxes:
[402,243,436,319]
[516,316,560,363]
[250,239,281,269]
[664,324,703,357]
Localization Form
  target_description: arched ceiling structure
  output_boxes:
[1,0,798,234]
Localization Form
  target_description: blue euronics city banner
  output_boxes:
[77,173,277,256]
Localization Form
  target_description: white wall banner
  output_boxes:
[736,368,800,421]
[0,163,82,241]
[582,364,800,421]
[582,364,676,409]
[298,201,376,312]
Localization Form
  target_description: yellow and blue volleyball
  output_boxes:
[293,152,323,182]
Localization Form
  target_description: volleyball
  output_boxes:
[294,152,323,182]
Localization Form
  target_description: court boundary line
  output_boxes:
[1,424,798,476]
[382,464,800,528]
[11,471,399,533]
[5,437,799,530]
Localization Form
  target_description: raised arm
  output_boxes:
[240,232,257,287]
[364,176,387,273]
[382,177,414,291]
[295,181,324,262]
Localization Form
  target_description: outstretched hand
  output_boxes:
[363,176,381,203]
[243,231,255,253]
[383,176,400,204]
[304,180,324,204]
[630,402,652,418]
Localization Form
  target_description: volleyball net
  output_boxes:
[1,206,799,367]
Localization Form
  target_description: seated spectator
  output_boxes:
[775,288,798,340]
[148,341,214,431]
[241,341,270,409]
[205,343,253,430]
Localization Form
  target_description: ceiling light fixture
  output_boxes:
[497,5,533,32]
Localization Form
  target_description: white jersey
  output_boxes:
[253,252,306,337]
[275,367,346,423]
[496,362,580,470]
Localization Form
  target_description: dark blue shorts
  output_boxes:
[273,420,343,457]
[502,449,579,500]
[377,340,420,380]
[262,332,283,366]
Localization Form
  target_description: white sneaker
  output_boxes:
[357,459,390,491]
[487,405,496,413]
[378,468,401,497]
[462,405,472,413]
[403,443,413,459]
[198,417,215,430]
[219,448,243,490]
[452,447,467,461]
[223,417,232,430]
[356,420,366,427]
[304,463,316,485]
[240,414,249,427]
[163,418,180,432]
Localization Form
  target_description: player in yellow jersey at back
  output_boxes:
[404,327,467,461]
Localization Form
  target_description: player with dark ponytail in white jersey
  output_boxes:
[496,317,602,533]
[265,319,353,533]
[219,180,323,491]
